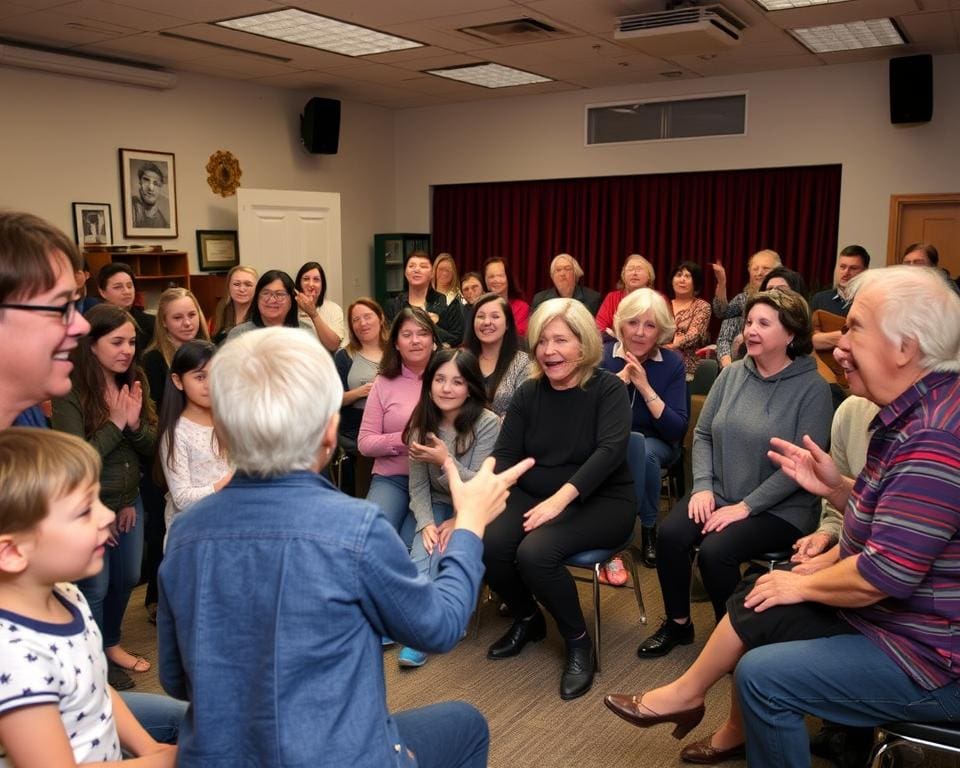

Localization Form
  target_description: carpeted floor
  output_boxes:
[119,565,845,767]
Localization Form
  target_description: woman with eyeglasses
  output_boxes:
[635,289,832,661]
[595,254,656,338]
[210,265,258,345]
[226,271,312,341]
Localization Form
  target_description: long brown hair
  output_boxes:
[70,304,156,436]
[345,297,389,356]
[147,287,211,365]
[211,265,258,337]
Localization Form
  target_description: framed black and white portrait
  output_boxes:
[71,202,113,246]
[120,148,178,238]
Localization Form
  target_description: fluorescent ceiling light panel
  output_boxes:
[425,63,551,88]
[216,9,423,56]
[790,18,905,53]
[753,0,850,10]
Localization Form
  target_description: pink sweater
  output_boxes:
[357,365,423,477]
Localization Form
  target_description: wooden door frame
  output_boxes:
[887,193,960,264]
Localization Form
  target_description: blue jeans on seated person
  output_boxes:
[736,632,960,768]
[395,700,488,767]
[121,691,188,744]
[366,474,416,551]
[410,502,454,580]
[627,433,680,527]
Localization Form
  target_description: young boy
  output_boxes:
[0,428,177,767]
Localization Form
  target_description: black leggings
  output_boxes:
[656,493,802,623]
[482,487,635,639]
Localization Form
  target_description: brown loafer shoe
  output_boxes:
[680,735,746,764]
[604,693,705,740]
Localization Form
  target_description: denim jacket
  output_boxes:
[157,471,484,767]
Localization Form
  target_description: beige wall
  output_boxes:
[394,54,960,272]
[0,67,395,304]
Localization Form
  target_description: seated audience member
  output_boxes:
[226,270,310,340]
[75,259,99,314]
[463,293,530,418]
[158,326,532,768]
[901,241,939,267]
[483,298,635,700]
[636,289,832,659]
[601,289,688,571]
[460,271,484,306]
[595,253,655,336]
[711,250,781,367]
[385,250,464,346]
[96,262,155,355]
[209,265,257,345]
[432,252,461,305]
[483,256,530,336]
[530,253,602,317]
[358,307,436,548]
[0,429,186,768]
[810,245,870,318]
[605,266,960,768]
[294,261,345,352]
[333,298,388,495]
[664,261,711,381]
[730,267,808,363]
[398,349,500,668]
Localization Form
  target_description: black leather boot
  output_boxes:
[641,525,657,568]
[560,636,595,700]
[487,610,546,659]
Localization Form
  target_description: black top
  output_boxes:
[493,368,633,501]
[529,285,602,317]
[142,348,168,409]
[809,289,849,317]
[130,307,156,359]
[385,288,464,346]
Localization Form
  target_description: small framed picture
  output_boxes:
[196,229,239,271]
[120,148,178,238]
[71,202,113,246]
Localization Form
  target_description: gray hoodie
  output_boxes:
[692,354,833,532]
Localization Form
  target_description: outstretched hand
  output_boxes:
[768,435,842,499]
[448,456,534,539]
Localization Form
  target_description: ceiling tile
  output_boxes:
[898,10,960,46]
[181,51,302,76]
[764,0,921,30]
[677,52,823,77]
[0,9,117,45]
[292,0,516,28]
[105,0,279,23]
[521,0,638,35]
[51,0,188,29]
[74,32,224,63]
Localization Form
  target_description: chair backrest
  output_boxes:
[689,359,718,396]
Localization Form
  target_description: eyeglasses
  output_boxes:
[259,290,290,303]
[0,299,77,326]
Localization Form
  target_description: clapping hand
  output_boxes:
[125,381,143,431]
[294,290,317,318]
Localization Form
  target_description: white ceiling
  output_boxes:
[0,0,957,108]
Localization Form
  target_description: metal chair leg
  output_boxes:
[623,549,647,625]
[593,563,602,674]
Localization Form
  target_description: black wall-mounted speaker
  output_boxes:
[300,97,341,154]
[889,55,933,124]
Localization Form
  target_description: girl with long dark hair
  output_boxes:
[463,293,530,418]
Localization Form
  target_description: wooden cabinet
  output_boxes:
[85,248,190,308]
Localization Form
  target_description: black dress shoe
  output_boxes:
[641,525,658,568]
[637,618,694,658]
[107,662,135,691]
[487,611,546,659]
[560,639,595,700]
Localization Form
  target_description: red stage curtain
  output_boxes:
[432,164,841,303]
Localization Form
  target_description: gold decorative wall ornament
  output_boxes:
[206,150,241,197]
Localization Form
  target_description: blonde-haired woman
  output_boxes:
[711,249,780,367]
[210,265,258,344]
[483,298,635,700]
[595,253,656,336]
[432,253,461,305]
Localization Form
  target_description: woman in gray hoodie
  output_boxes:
[636,289,833,659]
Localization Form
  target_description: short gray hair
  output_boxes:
[613,288,675,346]
[847,266,960,373]
[550,253,584,282]
[211,327,343,476]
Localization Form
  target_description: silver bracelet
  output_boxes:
[644,393,659,403]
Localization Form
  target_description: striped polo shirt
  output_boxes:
[839,371,960,690]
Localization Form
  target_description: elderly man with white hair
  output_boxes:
[530,253,602,316]
[603,266,960,766]
[157,327,532,768]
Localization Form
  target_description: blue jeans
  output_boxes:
[121,691,188,744]
[77,496,144,648]
[395,701,488,768]
[410,502,454,580]
[367,474,416,551]
[627,433,680,527]
[736,633,960,768]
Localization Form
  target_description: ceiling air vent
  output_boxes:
[459,17,568,45]
[615,5,746,55]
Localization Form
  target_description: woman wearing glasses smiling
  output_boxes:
[226,270,314,341]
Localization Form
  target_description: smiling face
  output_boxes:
[834,285,901,405]
[551,257,577,297]
[229,270,256,307]
[28,480,115,583]
[431,359,469,418]
[623,258,650,292]
[395,318,434,371]
[473,299,507,346]
[90,321,136,376]
[484,262,509,298]
[743,302,793,364]
[99,271,135,310]
[620,310,660,361]
[405,256,433,290]
[461,276,483,305]
[162,296,200,346]
[350,303,382,346]
[299,268,322,302]
[536,317,582,389]
[672,268,694,298]
[748,252,779,290]
[257,279,291,326]
[435,260,455,291]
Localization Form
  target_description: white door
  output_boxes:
[237,188,342,304]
